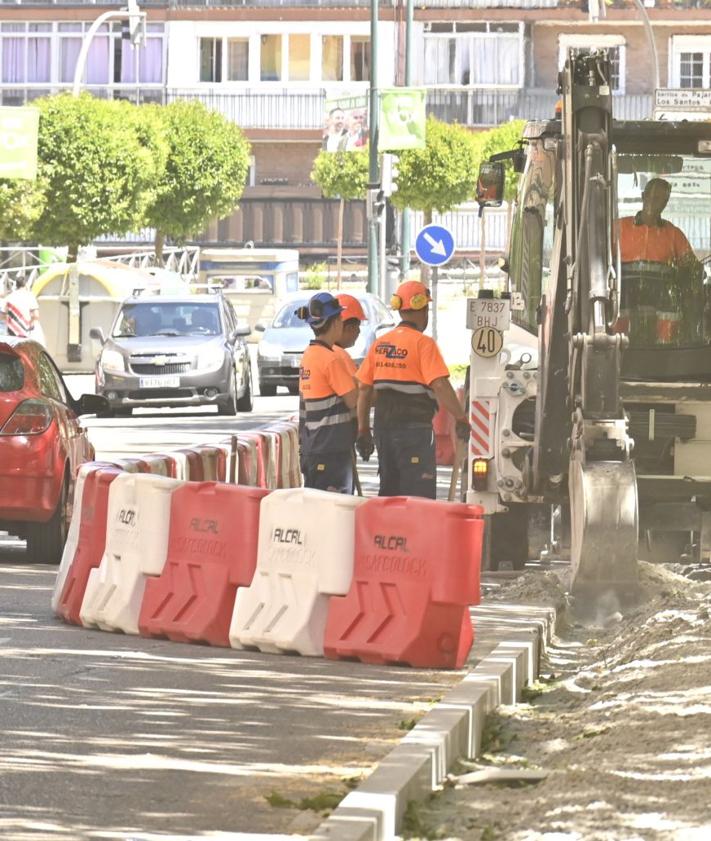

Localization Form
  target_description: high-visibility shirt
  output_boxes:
[2,288,38,338]
[299,340,356,455]
[619,215,694,265]
[357,321,449,427]
[333,344,357,378]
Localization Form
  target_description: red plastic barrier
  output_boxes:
[138,482,269,645]
[324,496,483,669]
[174,448,205,481]
[238,432,267,488]
[433,405,455,466]
[193,445,228,482]
[236,439,257,486]
[140,454,176,477]
[115,457,150,473]
[56,466,122,625]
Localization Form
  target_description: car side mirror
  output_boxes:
[254,322,266,332]
[232,324,251,338]
[476,161,505,209]
[76,393,108,416]
[89,327,106,344]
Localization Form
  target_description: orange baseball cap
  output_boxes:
[391,280,431,311]
[336,293,366,322]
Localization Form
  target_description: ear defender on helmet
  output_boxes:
[295,305,309,321]
[391,294,403,311]
[409,293,428,310]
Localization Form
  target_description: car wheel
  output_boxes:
[237,366,254,413]
[26,475,70,565]
[260,383,277,397]
[114,407,133,418]
[486,507,530,571]
[218,371,237,416]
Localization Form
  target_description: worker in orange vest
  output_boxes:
[296,292,358,493]
[355,280,469,499]
[619,178,697,266]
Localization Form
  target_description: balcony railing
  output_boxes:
[0,84,655,128]
[427,88,654,125]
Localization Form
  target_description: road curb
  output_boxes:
[310,602,556,841]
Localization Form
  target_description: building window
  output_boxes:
[227,38,249,81]
[322,35,343,82]
[288,34,310,82]
[200,37,222,83]
[558,35,625,93]
[261,34,282,82]
[671,36,711,89]
[350,36,369,82]
[423,22,523,87]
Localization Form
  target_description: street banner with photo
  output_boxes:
[0,106,40,180]
[379,88,426,151]
[323,94,368,153]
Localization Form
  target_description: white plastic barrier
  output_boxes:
[259,431,280,490]
[51,462,96,614]
[219,436,239,484]
[229,488,365,656]
[194,443,230,481]
[80,472,183,634]
[237,435,259,486]
[140,454,174,476]
[270,422,301,488]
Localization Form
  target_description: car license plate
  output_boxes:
[466,298,511,332]
[139,376,180,388]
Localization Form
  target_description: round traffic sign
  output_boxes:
[471,326,503,358]
[414,224,455,267]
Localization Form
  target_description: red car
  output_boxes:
[0,337,106,562]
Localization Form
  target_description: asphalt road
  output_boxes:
[0,377,466,840]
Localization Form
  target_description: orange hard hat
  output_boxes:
[336,293,366,322]
[391,280,431,311]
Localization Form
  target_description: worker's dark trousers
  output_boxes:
[374,425,437,499]
[301,450,353,494]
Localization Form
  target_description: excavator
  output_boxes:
[470,49,711,604]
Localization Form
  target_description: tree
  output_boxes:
[0,180,45,242]
[143,101,251,263]
[32,94,159,262]
[311,149,368,287]
[390,117,480,224]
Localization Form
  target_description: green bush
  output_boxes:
[304,262,328,290]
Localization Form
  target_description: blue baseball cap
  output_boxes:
[296,292,344,328]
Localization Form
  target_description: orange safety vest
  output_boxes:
[357,322,449,427]
[333,343,357,378]
[619,215,694,265]
[299,341,355,455]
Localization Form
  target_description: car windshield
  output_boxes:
[615,153,711,348]
[0,352,23,391]
[113,303,222,338]
[272,298,371,328]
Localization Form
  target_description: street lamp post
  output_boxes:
[367,0,380,296]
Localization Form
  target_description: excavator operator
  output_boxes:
[619,178,697,266]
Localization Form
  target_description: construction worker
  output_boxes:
[619,178,697,266]
[356,280,469,499]
[296,292,358,494]
[334,293,366,378]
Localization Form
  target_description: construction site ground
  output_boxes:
[404,562,711,841]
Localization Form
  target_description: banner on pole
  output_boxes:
[323,94,369,153]
[379,88,426,151]
[0,107,39,180]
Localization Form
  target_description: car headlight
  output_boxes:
[258,340,283,361]
[101,349,125,374]
[198,345,226,370]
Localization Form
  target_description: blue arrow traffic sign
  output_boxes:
[414,223,455,267]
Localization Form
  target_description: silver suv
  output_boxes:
[90,294,253,417]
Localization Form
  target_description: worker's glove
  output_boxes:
[455,418,471,442]
[356,430,375,462]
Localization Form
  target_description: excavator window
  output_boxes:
[614,153,711,348]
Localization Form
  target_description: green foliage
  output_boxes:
[32,94,158,255]
[144,100,251,242]
[390,117,479,215]
[0,179,45,241]
[475,119,526,201]
[304,261,328,290]
[310,149,368,201]
[265,788,345,814]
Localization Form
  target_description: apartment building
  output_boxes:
[0,0,709,255]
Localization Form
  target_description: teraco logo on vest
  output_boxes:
[375,344,408,360]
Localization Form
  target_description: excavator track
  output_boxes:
[569,458,640,607]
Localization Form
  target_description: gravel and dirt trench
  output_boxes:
[406,563,711,841]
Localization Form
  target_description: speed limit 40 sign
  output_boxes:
[471,326,503,358]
